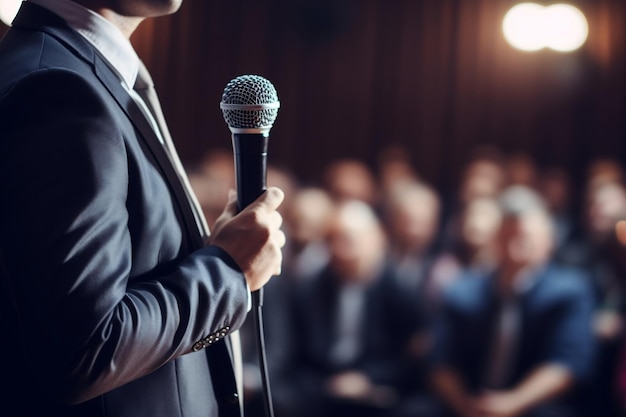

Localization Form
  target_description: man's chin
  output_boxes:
[112,0,183,18]
[157,0,184,16]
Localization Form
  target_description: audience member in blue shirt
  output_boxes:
[429,186,596,417]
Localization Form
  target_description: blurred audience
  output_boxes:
[538,166,576,253]
[505,152,539,189]
[377,144,421,197]
[429,186,595,417]
[456,146,507,206]
[267,164,299,215]
[566,179,626,417]
[282,187,335,281]
[191,147,626,417]
[322,158,379,206]
[428,197,502,314]
[381,181,441,296]
[586,158,625,190]
[188,149,235,229]
[614,221,626,416]
[381,181,441,324]
[443,146,507,250]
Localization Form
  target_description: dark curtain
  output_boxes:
[2,0,625,191]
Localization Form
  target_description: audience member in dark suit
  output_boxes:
[0,1,285,416]
[280,200,427,417]
[428,196,502,316]
[429,186,596,417]
[381,181,442,319]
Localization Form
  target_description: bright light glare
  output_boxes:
[543,5,588,52]
[502,3,589,53]
[0,0,22,26]
[503,3,546,52]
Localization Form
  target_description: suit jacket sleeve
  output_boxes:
[542,270,596,382]
[0,68,249,404]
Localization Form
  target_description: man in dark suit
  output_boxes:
[429,186,596,417]
[279,200,427,417]
[0,1,285,416]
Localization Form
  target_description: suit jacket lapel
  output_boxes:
[95,55,242,416]
[94,57,205,250]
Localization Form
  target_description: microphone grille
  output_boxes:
[220,75,280,131]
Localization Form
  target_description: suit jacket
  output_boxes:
[0,3,248,416]
[429,263,596,392]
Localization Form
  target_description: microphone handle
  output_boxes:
[233,133,268,210]
[232,132,268,308]
[232,132,275,417]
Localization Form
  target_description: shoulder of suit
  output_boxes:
[0,32,93,100]
[0,67,99,110]
[535,262,593,299]
[442,271,492,310]
[516,263,593,311]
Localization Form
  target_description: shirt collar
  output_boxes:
[493,262,546,301]
[28,0,139,88]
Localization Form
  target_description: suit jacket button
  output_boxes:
[226,392,239,405]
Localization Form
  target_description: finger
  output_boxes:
[275,231,286,276]
[271,243,284,276]
[275,229,287,248]
[249,186,285,213]
[266,211,284,230]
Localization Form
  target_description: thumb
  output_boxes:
[244,186,285,213]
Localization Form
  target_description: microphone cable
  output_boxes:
[252,289,275,417]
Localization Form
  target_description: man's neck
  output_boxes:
[97,9,142,38]
[71,0,143,38]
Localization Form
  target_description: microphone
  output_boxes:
[220,75,280,211]
[220,75,280,417]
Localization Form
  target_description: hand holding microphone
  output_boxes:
[210,186,285,291]
[208,75,285,292]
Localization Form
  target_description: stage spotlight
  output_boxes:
[543,4,588,52]
[0,0,21,27]
[503,3,588,53]
[503,3,546,52]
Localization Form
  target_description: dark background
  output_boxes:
[2,0,625,192]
